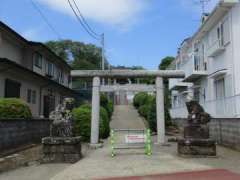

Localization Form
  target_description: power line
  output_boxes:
[29,0,62,40]
[71,0,101,38]
[66,0,107,72]
[67,0,100,40]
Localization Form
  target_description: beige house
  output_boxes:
[0,21,75,118]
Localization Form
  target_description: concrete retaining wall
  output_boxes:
[172,118,240,151]
[0,119,52,153]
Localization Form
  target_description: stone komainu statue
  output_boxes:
[186,101,211,125]
[177,100,216,157]
[184,101,211,139]
[49,98,75,137]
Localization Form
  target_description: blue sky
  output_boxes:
[0,0,218,69]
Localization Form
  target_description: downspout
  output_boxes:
[230,10,237,117]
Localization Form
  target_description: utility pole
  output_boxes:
[101,33,105,85]
[197,0,211,14]
[101,33,105,71]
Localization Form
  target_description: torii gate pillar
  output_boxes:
[91,76,100,144]
[156,77,165,144]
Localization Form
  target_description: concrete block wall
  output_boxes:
[172,118,240,151]
[0,119,52,152]
[210,118,240,150]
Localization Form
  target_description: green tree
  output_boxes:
[158,56,175,70]
[45,40,109,70]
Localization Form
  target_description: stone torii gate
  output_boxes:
[71,70,185,145]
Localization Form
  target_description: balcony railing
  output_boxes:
[208,39,225,57]
[169,78,192,91]
[180,55,207,82]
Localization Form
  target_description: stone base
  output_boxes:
[184,125,209,139]
[89,143,103,149]
[178,138,216,157]
[42,136,82,163]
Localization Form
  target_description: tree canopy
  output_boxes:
[158,56,175,70]
[45,40,109,70]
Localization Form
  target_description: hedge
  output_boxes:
[73,104,110,141]
[100,94,114,118]
[133,92,172,132]
[133,92,149,108]
[0,98,32,119]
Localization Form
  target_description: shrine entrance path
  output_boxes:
[50,105,240,180]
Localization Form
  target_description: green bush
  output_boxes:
[73,106,91,141]
[73,104,110,141]
[133,92,172,132]
[133,92,149,108]
[138,104,150,118]
[0,98,32,119]
[100,107,110,138]
[107,100,114,119]
[100,94,113,118]
[79,103,91,109]
[147,96,157,132]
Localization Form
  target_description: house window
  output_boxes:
[27,89,37,104]
[32,90,36,104]
[58,70,64,84]
[68,75,71,85]
[27,89,32,103]
[215,78,225,99]
[5,79,21,98]
[34,53,43,68]
[222,18,230,45]
[193,88,200,102]
[47,62,54,77]
[216,19,230,47]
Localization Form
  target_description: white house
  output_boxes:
[169,0,240,118]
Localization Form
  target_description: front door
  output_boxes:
[43,96,50,118]
[43,95,56,118]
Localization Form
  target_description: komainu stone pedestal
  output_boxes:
[42,136,82,163]
[178,101,216,157]
[178,139,216,157]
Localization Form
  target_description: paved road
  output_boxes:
[99,169,240,180]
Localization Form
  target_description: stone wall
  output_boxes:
[172,118,240,151]
[0,119,52,153]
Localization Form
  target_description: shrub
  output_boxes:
[0,98,32,119]
[100,107,110,138]
[100,94,114,118]
[73,104,110,141]
[133,92,149,108]
[147,96,157,132]
[138,104,150,118]
[79,103,91,109]
[107,100,114,119]
[73,106,91,141]
[133,92,173,132]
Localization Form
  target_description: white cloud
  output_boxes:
[36,0,148,28]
